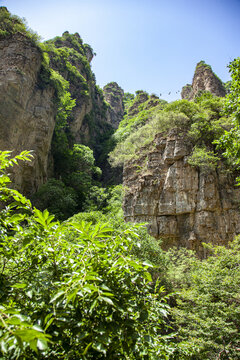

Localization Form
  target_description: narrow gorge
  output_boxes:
[0,6,238,256]
[1,5,240,359]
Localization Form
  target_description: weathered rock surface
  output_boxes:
[123,130,240,257]
[181,84,192,100]
[47,32,113,149]
[103,82,124,129]
[0,27,117,195]
[181,61,226,100]
[0,33,56,195]
[48,32,94,144]
[127,90,149,117]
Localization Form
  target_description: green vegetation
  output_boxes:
[187,147,220,172]
[196,60,212,71]
[0,6,40,43]
[113,91,168,145]
[2,9,240,358]
[0,151,181,359]
[165,241,240,359]
[3,151,240,359]
[109,95,230,168]
[33,144,105,219]
[215,58,240,175]
[32,31,115,218]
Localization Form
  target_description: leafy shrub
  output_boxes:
[187,113,230,145]
[123,92,135,110]
[33,145,103,218]
[187,146,220,172]
[215,58,240,174]
[31,179,78,220]
[109,112,190,166]
[164,99,199,118]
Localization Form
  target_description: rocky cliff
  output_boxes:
[103,82,124,129]
[0,31,56,194]
[181,61,226,100]
[0,8,123,194]
[123,130,240,257]
[45,31,112,148]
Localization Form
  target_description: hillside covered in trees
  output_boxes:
[1,6,240,359]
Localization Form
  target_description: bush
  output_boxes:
[164,100,200,119]
[187,146,220,172]
[32,179,78,220]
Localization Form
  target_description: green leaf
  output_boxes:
[29,339,38,353]
[12,283,27,289]
[37,338,48,351]
[92,342,106,355]
[0,340,8,353]
[99,296,114,306]
[50,291,65,303]
[142,260,154,268]
[82,342,92,355]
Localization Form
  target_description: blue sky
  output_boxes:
[2,0,240,101]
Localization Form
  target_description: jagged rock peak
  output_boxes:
[181,60,226,100]
[103,82,124,129]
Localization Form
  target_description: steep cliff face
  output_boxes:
[0,9,117,195]
[181,61,226,100]
[123,130,240,257]
[0,32,56,194]
[45,31,110,146]
[103,82,124,129]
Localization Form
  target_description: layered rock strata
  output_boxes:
[123,130,240,257]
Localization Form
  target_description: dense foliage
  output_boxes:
[3,152,240,359]
[165,242,240,359]
[215,58,240,177]
[0,151,181,359]
[113,91,168,144]
[32,31,114,217]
